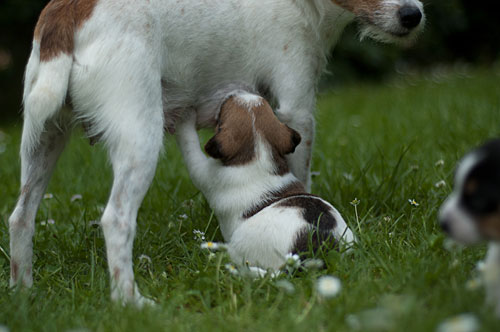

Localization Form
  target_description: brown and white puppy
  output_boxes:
[439,139,500,316]
[176,91,355,270]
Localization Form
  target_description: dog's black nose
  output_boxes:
[398,6,422,29]
[440,220,451,234]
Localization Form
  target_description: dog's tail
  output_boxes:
[21,42,73,154]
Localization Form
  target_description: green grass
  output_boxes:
[1,66,500,331]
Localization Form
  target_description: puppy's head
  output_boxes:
[204,93,301,169]
[332,0,425,44]
[439,139,500,244]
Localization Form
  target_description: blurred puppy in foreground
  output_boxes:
[439,139,500,316]
[176,91,355,270]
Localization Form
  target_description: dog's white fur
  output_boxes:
[10,0,424,305]
[175,92,355,269]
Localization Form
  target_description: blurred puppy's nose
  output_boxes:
[398,6,422,29]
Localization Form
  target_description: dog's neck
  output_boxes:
[296,0,355,54]
[207,141,304,241]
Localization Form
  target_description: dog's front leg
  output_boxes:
[275,90,316,192]
[175,110,212,191]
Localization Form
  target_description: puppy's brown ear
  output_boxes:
[205,136,223,159]
[285,127,301,155]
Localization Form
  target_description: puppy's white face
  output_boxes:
[439,140,500,244]
[332,0,425,44]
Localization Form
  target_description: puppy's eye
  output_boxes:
[463,185,499,215]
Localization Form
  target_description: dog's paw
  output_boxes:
[133,294,156,309]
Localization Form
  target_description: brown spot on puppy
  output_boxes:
[278,196,337,230]
[243,181,307,218]
[252,98,301,175]
[205,95,301,170]
[479,213,500,240]
[34,0,98,61]
[204,97,256,166]
[292,228,338,256]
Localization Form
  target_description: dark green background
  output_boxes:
[1,0,499,123]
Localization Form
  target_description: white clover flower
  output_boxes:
[435,159,445,167]
[40,221,47,226]
[316,275,342,298]
[200,241,227,252]
[70,194,83,202]
[285,253,301,269]
[43,193,53,200]
[178,214,188,220]
[435,180,447,188]
[303,259,324,270]
[350,198,360,206]
[47,219,55,225]
[436,313,479,332]
[275,280,295,294]
[193,229,206,241]
[225,263,239,276]
[383,216,392,222]
[139,254,152,264]
[408,199,419,207]
[465,278,482,291]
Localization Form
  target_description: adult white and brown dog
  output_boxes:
[176,91,355,270]
[9,0,425,305]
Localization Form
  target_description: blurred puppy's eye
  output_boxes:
[463,184,499,215]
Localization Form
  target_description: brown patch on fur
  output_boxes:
[464,179,478,195]
[204,97,256,166]
[252,99,301,175]
[331,0,382,18]
[479,214,500,240]
[243,181,308,218]
[34,0,98,61]
[113,267,121,280]
[206,95,301,172]
[11,261,19,281]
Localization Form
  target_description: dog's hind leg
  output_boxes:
[94,75,164,307]
[9,114,71,288]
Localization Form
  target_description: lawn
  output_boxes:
[1,66,500,331]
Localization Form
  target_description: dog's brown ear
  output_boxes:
[285,127,302,155]
[204,135,223,159]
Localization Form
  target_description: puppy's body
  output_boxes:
[440,139,500,316]
[176,92,354,269]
